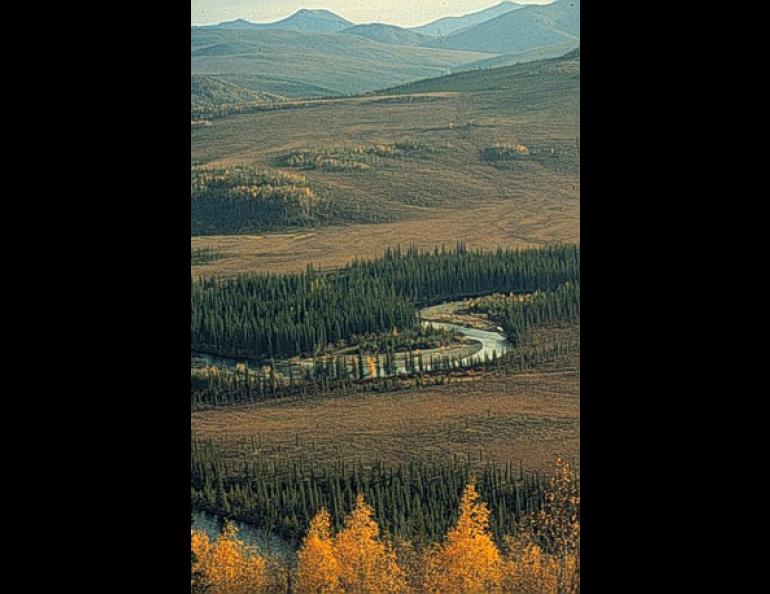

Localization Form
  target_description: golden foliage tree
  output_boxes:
[365,355,377,378]
[423,481,502,594]
[191,522,269,594]
[500,538,559,594]
[501,458,580,594]
[295,508,341,594]
[519,458,580,593]
[333,494,410,594]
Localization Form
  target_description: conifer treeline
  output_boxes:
[192,465,580,593]
[191,331,579,409]
[191,437,577,547]
[192,244,579,360]
[473,282,580,344]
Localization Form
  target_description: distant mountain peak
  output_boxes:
[422,0,579,55]
[205,8,352,33]
[412,1,527,37]
[277,8,352,31]
[288,8,349,20]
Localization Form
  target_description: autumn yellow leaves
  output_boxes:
[191,523,272,594]
[192,460,579,594]
[422,483,502,593]
[297,496,408,593]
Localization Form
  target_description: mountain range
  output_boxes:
[192,1,579,100]
[191,29,492,98]
[204,9,353,33]
[424,0,579,54]
[410,1,526,37]
[339,24,430,46]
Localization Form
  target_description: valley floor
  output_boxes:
[191,195,578,277]
[191,343,579,475]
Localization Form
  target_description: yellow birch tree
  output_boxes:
[295,507,341,594]
[500,538,559,594]
[191,522,269,594]
[333,494,410,594]
[422,481,502,594]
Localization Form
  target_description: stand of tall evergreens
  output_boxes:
[192,244,579,360]
[191,329,579,409]
[191,436,575,549]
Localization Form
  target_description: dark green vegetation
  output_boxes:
[473,282,580,345]
[425,0,580,56]
[191,438,577,547]
[339,24,430,47]
[482,143,531,163]
[191,245,579,360]
[277,143,435,172]
[191,167,323,235]
[482,139,580,174]
[191,28,493,98]
[411,1,525,37]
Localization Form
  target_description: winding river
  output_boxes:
[192,305,513,379]
[192,304,514,550]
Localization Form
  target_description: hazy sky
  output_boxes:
[191,1,554,27]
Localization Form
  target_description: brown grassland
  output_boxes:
[191,326,579,475]
[191,84,578,277]
[191,369,578,473]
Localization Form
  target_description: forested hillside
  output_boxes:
[192,244,579,359]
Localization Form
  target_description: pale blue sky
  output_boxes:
[191,1,553,27]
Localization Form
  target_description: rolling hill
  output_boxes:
[411,1,526,37]
[191,29,495,98]
[382,47,579,103]
[191,76,283,117]
[339,23,430,46]
[451,41,579,73]
[191,47,579,270]
[423,0,579,55]
[202,9,353,33]
[191,76,281,106]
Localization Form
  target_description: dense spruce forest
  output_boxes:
[191,244,579,360]
[191,437,577,549]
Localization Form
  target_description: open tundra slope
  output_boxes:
[451,42,579,73]
[191,28,495,98]
[191,76,283,111]
[384,48,579,96]
[424,0,579,55]
[191,49,579,276]
[339,23,431,46]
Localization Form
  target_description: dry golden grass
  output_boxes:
[191,368,578,475]
[191,199,578,277]
[191,89,578,277]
